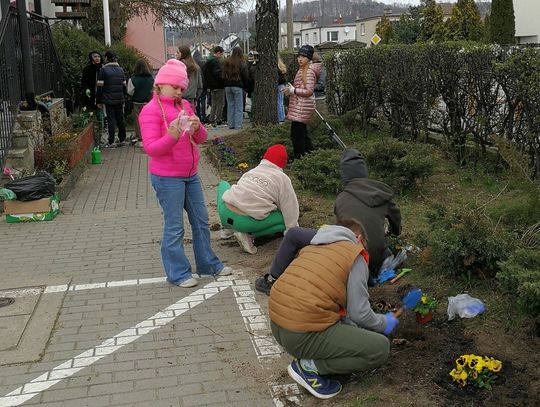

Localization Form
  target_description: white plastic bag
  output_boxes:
[447,294,485,320]
[379,249,408,273]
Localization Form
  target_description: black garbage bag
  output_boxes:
[4,172,56,201]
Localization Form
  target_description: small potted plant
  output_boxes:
[413,294,438,324]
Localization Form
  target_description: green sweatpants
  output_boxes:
[217,180,286,238]
[271,321,389,376]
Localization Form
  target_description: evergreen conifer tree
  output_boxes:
[419,0,445,42]
[490,0,515,44]
[445,0,483,41]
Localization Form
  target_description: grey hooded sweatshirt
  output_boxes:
[310,225,387,334]
[334,149,401,277]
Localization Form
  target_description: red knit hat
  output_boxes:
[155,59,189,91]
[263,144,288,168]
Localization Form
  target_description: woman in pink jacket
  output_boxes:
[139,59,232,288]
[284,45,317,159]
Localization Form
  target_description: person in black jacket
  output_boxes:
[81,51,104,145]
[255,148,402,295]
[204,46,225,125]
[96,50,127,147]
[81,50,103,109]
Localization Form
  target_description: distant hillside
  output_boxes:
[169,1,491,47]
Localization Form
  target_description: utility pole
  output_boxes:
[103,0,111,46]
[286,0,293,50]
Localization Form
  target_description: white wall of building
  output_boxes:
[355,15,401,47]
[514,0,539,44]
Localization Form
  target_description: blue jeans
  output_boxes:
[225,86,244,129]
[151,174,224,284]
[277,84,285,122]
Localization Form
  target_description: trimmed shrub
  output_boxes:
[290,149,342,195]
[422,205,512,279]
[497,248,540,316]
[364,138,435,192]
[244,124,291,165]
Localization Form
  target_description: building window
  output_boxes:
[305,33,309,44]
[327,31,338,42]
[361,23,365,36]
[313,32,317,43]
[295,37,300,48]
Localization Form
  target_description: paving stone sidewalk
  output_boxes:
[0,132,302,407]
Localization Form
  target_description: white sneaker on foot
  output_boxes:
[234,232,257,254]
[179,278,198,288]
[217,266,233,276]
[220,228,235,240]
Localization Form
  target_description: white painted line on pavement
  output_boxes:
[0,278,233,407]
[5,276,212,297]
[231,277,301,406]
[0,288,43,298]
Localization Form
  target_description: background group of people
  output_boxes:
[80,43,327,151]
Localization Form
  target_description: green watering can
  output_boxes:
[91,147,102,164]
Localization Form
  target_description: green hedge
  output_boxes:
[324,43,540,176]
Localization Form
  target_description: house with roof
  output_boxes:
[279,18,316,50]
[514,0,539,44]
[219,33,240,54]
[355,11,401,46]
[280,17,357,50]
[300,22,357,48]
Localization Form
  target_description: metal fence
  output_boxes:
[0,1,64,171]
[0,0,21,172]
[28,12,64,98]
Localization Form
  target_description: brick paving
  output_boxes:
[0,130,301,407]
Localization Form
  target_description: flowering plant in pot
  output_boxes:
[413,294,437,324]
[449,354,502,389]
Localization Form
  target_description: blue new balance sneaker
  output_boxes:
[287,359,342,399]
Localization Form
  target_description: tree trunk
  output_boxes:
[252,0,278,126]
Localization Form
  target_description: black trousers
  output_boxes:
[105,104,126,144]
[290,121,313,159]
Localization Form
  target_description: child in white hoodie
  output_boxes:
[217,144,299,254]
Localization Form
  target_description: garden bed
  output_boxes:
[205,121,539,406]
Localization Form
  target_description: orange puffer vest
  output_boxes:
[269,241,363,332]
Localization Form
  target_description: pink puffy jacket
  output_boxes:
[139,95,207,177]
[286,64,318,124]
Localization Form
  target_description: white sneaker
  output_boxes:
[220,228,235,240]
[179,278,198,288]
[217,266,233,276]
[234,232,257,254]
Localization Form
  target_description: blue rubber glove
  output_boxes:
[383,312,399,335]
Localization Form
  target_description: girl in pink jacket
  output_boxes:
[284,45,317,159]
[139,59,232,288]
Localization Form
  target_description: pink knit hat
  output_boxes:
[154,59,189,90]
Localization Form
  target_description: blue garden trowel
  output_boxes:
[394,288,423,317]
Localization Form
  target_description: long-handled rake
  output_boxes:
[314,109,347,150]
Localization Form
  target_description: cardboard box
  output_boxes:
[4,194,60,223]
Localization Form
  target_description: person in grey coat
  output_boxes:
[255,148,402,295]
[334,148,401,277]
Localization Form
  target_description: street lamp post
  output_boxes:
[103,0,111,46]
